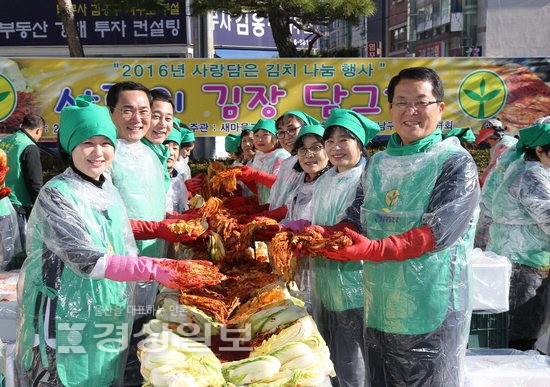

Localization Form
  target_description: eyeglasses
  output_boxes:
[277,126,300,138]
[297,144,324,157]
[391,100,439,111]
[113,106,151,119]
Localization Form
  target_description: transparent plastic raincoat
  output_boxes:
[475,146,517,249]
[309,158,367,387]
[16,167,137,387]
[488,158,550,345]
[479,135,517,187]
[356,136,480,387]
[268,155,301,210]
[251,148,290,204]
[165,172,188,214]
[109,139,167,382]
[0,196,21,270]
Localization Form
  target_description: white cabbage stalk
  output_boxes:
[140,349,187,380]
[279,352,319,371]
[251,316,316,357]
[269,342,313,365]
[222,356,281,385]
[148,365,188,387]
[289,367,331,386]
[248,305,308,336]
[142,319,167,336]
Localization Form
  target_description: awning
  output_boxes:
[214,49,279,59]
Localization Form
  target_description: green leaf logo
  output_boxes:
[0,74,17,122]
[457,70,507,119]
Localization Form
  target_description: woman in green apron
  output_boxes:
[16,95,207,387]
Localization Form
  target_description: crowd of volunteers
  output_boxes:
[0,66,547,387]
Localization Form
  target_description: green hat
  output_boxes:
[444,127,476,142]
[59,95,117,154]
[252,118,277,136]
[296,124,325,141]
[516,123,550,157]
[283,110,320,126]
[180,128,195,144]
[172,117,181,130]
[165,125,182,145]
[225,133,241,153]
[324,108,380,146]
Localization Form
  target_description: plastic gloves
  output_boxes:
[185,177,203,194]
[104,255,212,289]
[237,166,277,188]
[130,219,207,243]
[322,226,435,262]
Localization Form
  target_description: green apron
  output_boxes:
[0,130,35,207]
[311,160,365,312]
[18,170,134,386]
[361,139,473,334]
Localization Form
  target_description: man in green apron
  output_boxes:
[319,67,480,387]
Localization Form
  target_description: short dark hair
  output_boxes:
[524,143,550,161]
[21,114,45,130]
[276,112,307,130]
[151,89,175,110]
[292,133,324,172]
[106,81,152,110]
[387,67,444,103]
[323,125,369,157]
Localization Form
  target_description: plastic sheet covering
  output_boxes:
[489,159,550,269]
[16,167,137,387]
[309,160,367,387]
[268,155,301,210]
[471,248,512,312]
[465,348,550,387]
[0,340,15,387]
[357,138,479,386]
[0,198,22,271]
[165,173,188,214]
[251,148,290,205]
[475,146,518,249]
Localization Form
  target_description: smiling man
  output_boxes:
[106,81,167,386]
[319,67,480,387]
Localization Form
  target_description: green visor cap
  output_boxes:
[445,127,476,142]
[324,108,380,146]
[225,133,241,153]
[180,128,195,143]
[284,110,320,126]
[296,124,325,141]
[516,123,550,156]
[165,125,182,144]
[59,94,117,154]
[252,118,277,136]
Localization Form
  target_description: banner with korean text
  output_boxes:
[0,57,548,141]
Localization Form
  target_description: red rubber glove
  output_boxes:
[185,177,203,194]
[237,165,277,188]
[323,226,435,262]
[231,203,270,216]
[104,255,213,289]
[165,209,202,220]
[304,222,359,237]
[223,196,259,210]
[129,219,208,243]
